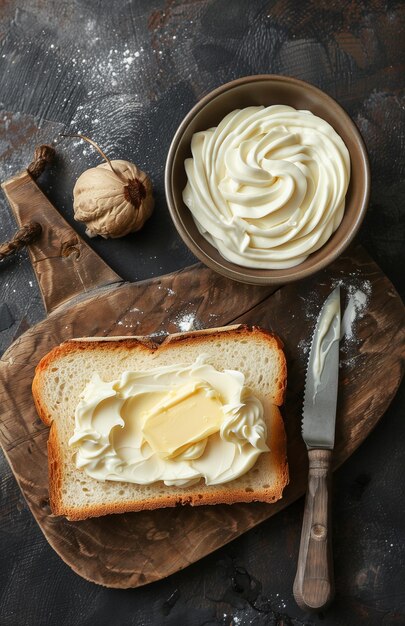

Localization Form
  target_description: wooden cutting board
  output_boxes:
[0,169,404,588]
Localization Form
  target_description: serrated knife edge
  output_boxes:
[302,286,341,449]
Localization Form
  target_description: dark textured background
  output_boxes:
[0,1,404,625]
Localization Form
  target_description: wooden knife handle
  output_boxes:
[293,448,334,611]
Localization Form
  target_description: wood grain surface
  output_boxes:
[1,0,404,623]
[0,217,403,587]
[293,449,334,611]
[1,171,121,313]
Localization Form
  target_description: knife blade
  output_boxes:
[293,286,341,612]
[302,285,341,449]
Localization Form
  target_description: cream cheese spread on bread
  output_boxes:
[183,105,350,269]
[69,355,269,487]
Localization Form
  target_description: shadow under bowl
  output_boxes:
[165,75,370,285]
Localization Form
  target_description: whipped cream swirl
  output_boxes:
[69,356,268,487]
[183,105,350,269]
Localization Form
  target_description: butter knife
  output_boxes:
[293,286,341,611]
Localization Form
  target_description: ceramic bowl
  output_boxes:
[165,75,370,285]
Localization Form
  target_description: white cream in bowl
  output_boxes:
[183,105,350,269]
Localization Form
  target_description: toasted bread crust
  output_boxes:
[32,325,288,520]
[33,325,286,405]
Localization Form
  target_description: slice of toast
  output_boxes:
[32,325,288,521]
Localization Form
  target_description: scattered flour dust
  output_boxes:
[145,306,199,340]
[177,313,196,332]
[298,277,372,366]
[149,328,169,340]
[340,285,370,340]
[172,308,205,333]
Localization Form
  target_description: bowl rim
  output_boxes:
[165,74,371,285]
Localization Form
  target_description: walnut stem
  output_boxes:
[61,134,126,182]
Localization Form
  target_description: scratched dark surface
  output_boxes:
[0,1,404,625]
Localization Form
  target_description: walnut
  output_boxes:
[73,159,154,238]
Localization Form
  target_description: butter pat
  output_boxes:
[142,382,223,460]
[69,356,268,487]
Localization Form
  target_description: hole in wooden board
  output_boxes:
[61,237,81,259]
